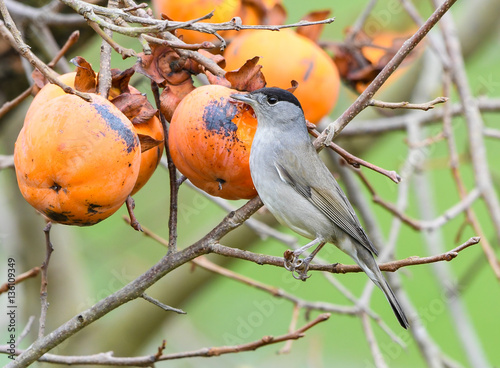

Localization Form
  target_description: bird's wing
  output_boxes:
[275,155,378,256]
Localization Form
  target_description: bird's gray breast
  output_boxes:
[249,129,333,240]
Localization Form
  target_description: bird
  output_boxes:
[230,87,409,329]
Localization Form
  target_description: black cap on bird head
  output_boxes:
[249,87,302,109]
[231,87,302,112]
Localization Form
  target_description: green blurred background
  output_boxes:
[1,0,500,367]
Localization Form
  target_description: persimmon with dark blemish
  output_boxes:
[168,84,258,200]
[26,70,165,196]
[14,93,141,226]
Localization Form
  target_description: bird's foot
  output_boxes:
[284,250,312,281]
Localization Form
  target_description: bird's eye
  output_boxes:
[267,96,278,105]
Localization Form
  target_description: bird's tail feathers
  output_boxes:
[356,251,410,329]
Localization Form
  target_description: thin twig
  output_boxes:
[439,3,500,246]
[4,0,86,25]
[88,20,136,60]
[16,316,36,347]
[340,99,500,136]
[151,82,178,254]
[0,267,41,294]
[306,123,401,183]
[441,51,500,280]
[345,0,378,43]
[361,313,388,368]
[38,222,54,339]
[278,303,300,354]
[355,169,481,232]
[0,11,90,101]
[142,34,215,50]
[96,0,116,98]
[0,87,32,121]
[368,97,448,111]
[208,237,480,274]
[125,196,142,231]
[140,293,186,314]
[0,29,80,120]
[483,128,500,140]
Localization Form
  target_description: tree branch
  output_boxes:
[209,237,480,274]
[313,0,458,148]
[1,314,330,366]
[7,197,262,368]
[368,97,448,111]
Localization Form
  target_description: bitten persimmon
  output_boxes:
[168,84,258,200]
[15,93,141,226]
[224,29,340,123]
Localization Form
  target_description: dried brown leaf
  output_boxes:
[137,133,163,153]
[159,81,196,122]
[241,0,286,25]
[206,72,232,87]
[31,69,47,93]
[109,68,135,97]
[226,56,266,91]
[111,93,158,125]
[286,80,299,94]
[70,56,97,93]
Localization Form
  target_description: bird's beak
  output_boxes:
[230,93,254,106]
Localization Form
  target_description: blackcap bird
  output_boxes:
[231,87,409,329]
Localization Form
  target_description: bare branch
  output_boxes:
[8,197,263,367]
[0,10,90,101]
[439,1,500,253]
[0,30,80,120]
[341,98,500,137]
[16,316,36,347]
[306,123,401,183]
[209,237,480,274]
[151,83,179,254]
[0,267,40,294]
[1,314,330,365]
[140,293,186,314]
[4,0,86,26]
[313,0,458,147]
[0,155,15,171]
[484,127,500,140]
[38,222,54,339]
[368,97,448,111]
[361,313,388,368]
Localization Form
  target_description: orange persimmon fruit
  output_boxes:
[14,93,141,226]
[152,0,241,44]
[25,72,164,195]
[168,84,258,200]
[224,29,340,123]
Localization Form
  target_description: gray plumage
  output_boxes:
[231,87,409,329]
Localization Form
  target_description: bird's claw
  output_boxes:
[283,250,311,281]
